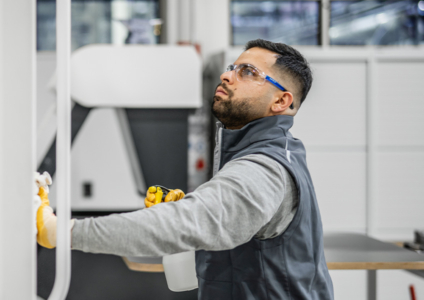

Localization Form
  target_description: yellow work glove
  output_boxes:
[36,187,75,249]
[36,187,57,248]
[144,186,185,208]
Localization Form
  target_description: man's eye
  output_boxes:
[241,66,256,76]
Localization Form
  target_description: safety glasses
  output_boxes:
[226,63,287,92]
[226,63,293,109]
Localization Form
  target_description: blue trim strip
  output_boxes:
[265,75,286,91]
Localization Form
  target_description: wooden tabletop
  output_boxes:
[123,256,164,272]
[324,233,424,270]
[123,233,424,272]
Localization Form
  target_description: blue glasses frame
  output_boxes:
[265,75,286,92]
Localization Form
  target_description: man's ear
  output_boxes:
[271,92,293,113]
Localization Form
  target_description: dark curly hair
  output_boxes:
[245,39,312,108]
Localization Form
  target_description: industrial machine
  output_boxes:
[37,44,202,211]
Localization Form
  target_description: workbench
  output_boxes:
[324,233,424,300]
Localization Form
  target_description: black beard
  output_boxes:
[211,83,263,129]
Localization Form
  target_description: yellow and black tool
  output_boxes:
[144,185,185,208]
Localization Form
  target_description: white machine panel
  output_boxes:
[307,152,367,233]
[377,62,424,147]
[50,108,145,210]
[329,270,366,300]
[378,270,424,299]
[290,61,367,234]
[291,61,367,147]
[375,152,424,240]
[70,44,202,108]
[374,61,424,240]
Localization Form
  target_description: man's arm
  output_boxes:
[71,154,287,257]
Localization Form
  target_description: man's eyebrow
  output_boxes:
[235,62,259,69]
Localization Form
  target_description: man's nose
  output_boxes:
[220,70,235,85]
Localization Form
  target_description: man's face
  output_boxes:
[212,47,283,129]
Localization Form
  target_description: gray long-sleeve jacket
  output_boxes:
[71,154,298,257]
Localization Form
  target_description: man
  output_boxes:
[37,39,334,299]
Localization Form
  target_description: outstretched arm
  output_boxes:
[71,155,287,257]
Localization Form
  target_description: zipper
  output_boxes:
[213,124,223,176]
[285,139,291,163]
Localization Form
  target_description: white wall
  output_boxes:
[375,60,424,240]
[0,0,37,299]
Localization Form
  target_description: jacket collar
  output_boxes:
[216,115,293,152]
[218,115,293,132]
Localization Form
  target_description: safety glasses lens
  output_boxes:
[237,65,263,83]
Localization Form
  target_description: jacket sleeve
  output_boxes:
[71,155,287,257]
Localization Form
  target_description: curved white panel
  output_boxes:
[49,108,145,210]
[70,45,202,108]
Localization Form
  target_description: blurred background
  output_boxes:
[2,0,424,299]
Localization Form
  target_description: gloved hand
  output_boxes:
[35,172,75,249]
[144,186,185,208]
[36,187,76,249]
[36,186,57,248]
[34,171,52,236]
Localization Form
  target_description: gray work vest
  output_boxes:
[195,115,334,300]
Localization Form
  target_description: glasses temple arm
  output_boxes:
[265,76,294,109]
